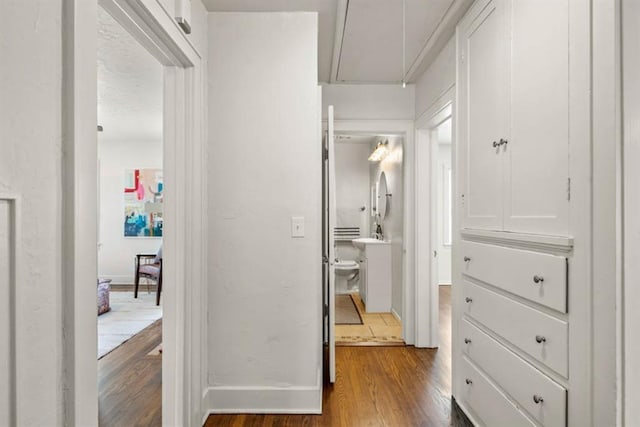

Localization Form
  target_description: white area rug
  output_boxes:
[98,291,162,359]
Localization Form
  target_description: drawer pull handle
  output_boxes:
[464,338,472,344]
[535,335,547,344]
[533,275,545,284]
[464,256,471,262]
[500,138,508,146]
[465,378,473,385]
[465,297,473,303]
[492,141,499,148]
[533,395,544,404]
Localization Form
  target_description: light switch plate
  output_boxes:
[291,216,305,238]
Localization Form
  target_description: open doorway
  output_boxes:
[68,1,205,424]
[332,132,405,346]
[415,89,454,351]
[96,5,163,424]
[431,117,453,358]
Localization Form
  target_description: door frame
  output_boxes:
[64,1,206,425]
[414,86,455,348]
[622,0,639,423]
[326,119,415,344]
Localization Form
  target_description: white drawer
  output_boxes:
[462,280,568,377]
[460,356,536,427]
[460,240,567,313]
[461,318,567,427]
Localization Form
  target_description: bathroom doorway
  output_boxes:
[332,131,405,346]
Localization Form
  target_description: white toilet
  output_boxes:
[334,243,360,294]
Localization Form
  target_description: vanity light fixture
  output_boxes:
[368,140,389,162]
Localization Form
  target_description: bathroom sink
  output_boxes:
[352,237,390,250]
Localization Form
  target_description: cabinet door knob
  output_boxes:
[465,297,473,303]
[533,395,544,404]
[533,275,544,284]
[465,378,473,385]
[464,338,472,344]
[535,335,547,344]
[500,138,508,146]
[492,141,499,148]
[464,256,471,262]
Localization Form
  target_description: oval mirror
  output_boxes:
[377,171,390,220]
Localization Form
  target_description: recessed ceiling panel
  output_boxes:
[337,0,454,83]
[203,0,338,82]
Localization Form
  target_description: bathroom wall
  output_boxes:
[370,136,404,318]
[97,139,163,283]
[206,12,321,412]
[335,141,371,262]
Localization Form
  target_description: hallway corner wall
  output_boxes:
[205,11,322,413]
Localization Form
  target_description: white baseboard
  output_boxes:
[99,274,133,285]
[202,369,322,417]
[203,385,322,415]
[391,307,402,323]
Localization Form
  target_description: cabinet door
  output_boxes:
[502,0,570,236]
[457,0,507,231]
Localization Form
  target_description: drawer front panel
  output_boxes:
[461,240,567,313]
[461,318,567,427]
[462,280,568,376]
[460,357,536,427]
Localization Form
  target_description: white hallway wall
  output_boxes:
[98,139,163,283]
[322,83,415,120]
[0,1,65,424]
[206,12,322,412]
[415,36,455,120]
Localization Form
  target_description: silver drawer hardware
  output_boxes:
[465,297,473,303]
[500,138,508,146]
[464,338,472,344]
[535,335,547,344]
[492,141,499,148]
[533,275,545,284]
[533,395,544,404]
[464,256,471,262]
[465,378,473,385]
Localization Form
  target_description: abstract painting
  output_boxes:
[124,168,163,237]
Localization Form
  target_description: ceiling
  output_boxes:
[203,0,470,84]
[97,7,163,143]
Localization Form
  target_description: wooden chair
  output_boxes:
[134,251,163,305]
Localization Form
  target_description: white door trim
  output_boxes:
[327,119,415,344]
[622,0,639,424]
[414,86,455,348]
[65,1,206,425]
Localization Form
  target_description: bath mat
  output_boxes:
[336,294,363,325]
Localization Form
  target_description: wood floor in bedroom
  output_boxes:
[99,319,162,427]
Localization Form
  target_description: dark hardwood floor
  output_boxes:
[99,319,162,427]
[97,287,452,426]
[206,285,453,427]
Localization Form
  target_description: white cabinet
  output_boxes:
[356,242,391,313]
[458,0,570,236]
[461,240,567,313]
